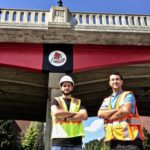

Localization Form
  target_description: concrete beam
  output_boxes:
[1,28,150,45]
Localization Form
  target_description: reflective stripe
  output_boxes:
[59,97,68,111]
[70,98,80,112]
[106,118,141,125]
[127,118,141,125]
[112,120,127,125]
[53,121,81,124]
[124,126,130,140]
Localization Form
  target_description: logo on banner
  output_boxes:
[48,50,67,66]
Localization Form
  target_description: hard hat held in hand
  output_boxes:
[59,75,74,86]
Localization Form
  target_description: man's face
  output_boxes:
[60,81,74,95]
[109,74,123,91]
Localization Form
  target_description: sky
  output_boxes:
[1,0,150,15]
[83,117,105,144]
[1,0,150,144]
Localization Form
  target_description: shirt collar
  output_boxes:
[112,90,124,97]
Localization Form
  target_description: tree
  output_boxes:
[84,139,100,150]
[21,122,43,150]
[83,138,110,150]
[0,120,21,150]
[143,127,150,150]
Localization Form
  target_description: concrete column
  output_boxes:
[44,73,65,150]
[44,98,51,150]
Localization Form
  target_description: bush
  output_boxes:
[21,122,40,150]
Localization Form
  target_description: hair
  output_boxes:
[108,72,123,80]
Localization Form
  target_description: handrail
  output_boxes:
[71,12,150,27]
[0,7,150,31]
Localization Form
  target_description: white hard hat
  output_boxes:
[59,75,74,86]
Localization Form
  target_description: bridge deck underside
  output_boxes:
[0,64,150,121]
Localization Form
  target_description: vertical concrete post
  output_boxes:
[44,98,51,150]
[45,73,65,150]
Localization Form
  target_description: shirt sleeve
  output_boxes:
[79,101,86,110]
[120,93,135,114]
[51,99,59,107]
[120,93,134,105]
[100,99,109,110]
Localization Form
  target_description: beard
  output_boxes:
[62,90,72,96]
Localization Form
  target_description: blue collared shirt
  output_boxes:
[100,91,135,114]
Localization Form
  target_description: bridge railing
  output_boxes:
[0,6,150,31]
[0,8,49,29]
[71,12,150,27]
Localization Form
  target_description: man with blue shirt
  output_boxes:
[98,72,144,150]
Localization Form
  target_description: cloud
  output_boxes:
[84,119,104,133]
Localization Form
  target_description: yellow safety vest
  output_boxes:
[104,91,144,141]
[51,96,85,139]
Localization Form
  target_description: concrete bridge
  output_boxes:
[0,6,150,44]
[0,4,150,149]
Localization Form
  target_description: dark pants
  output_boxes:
[51,145,82,150]
[110,138,144,150]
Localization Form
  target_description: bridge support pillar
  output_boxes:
[45,73,65,150]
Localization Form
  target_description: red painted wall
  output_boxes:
[73,44,150,72]
[0,43,150,73]
[0,43,43,72]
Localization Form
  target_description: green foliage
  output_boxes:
[100,143,110,150]
[0,120,21,150]
[143,127,150,150]
[83,139,100,150]
[21,122,40,150]
[0,120,44,150]
[83,139,110,150]
[0,120,13,149]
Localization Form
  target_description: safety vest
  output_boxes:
[51,96,85,139]
[104,91,144,141]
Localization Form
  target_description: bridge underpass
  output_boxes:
[0,63,150,121]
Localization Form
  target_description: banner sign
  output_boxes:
[0,43,150,73]
[42,44,73,73]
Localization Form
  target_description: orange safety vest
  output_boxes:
[51,96,85,139]
[104,91,144,141]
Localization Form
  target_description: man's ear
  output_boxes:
[72,86,74,91]
[109,80,111,87]
[121,80,123,86]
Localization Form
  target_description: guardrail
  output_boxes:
[0,6,150,31]
[0,8,49,29]
[71,12,150,27]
